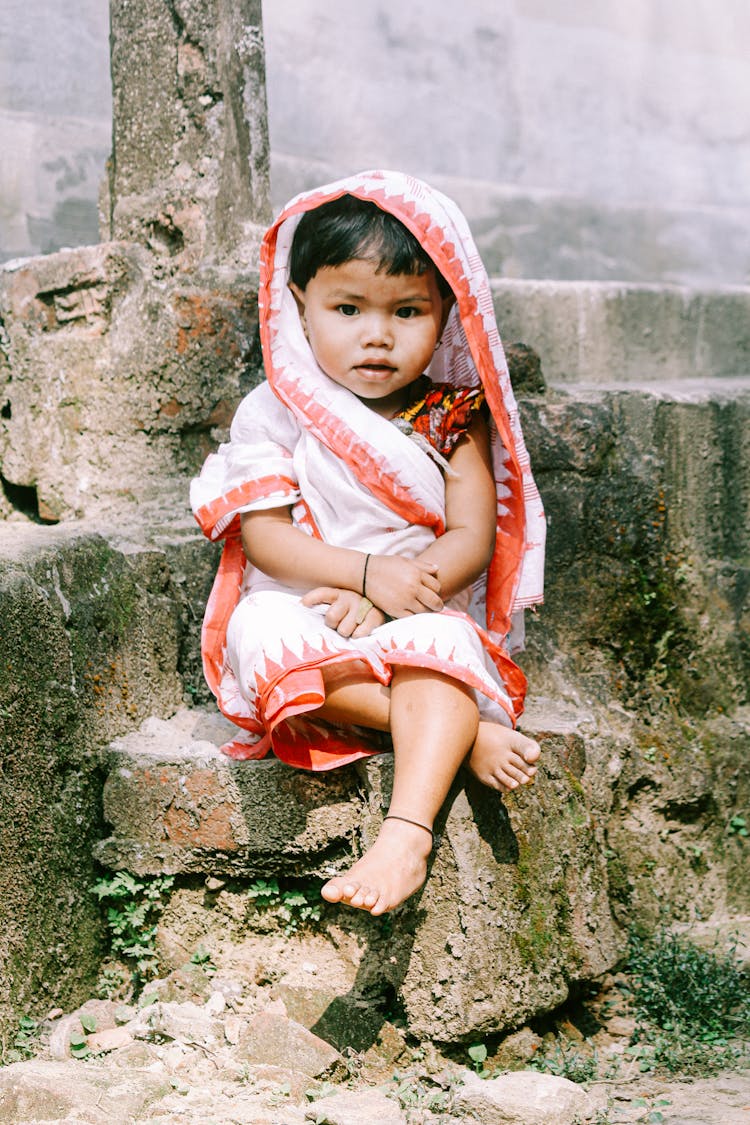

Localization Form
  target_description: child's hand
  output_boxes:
[363,555,443,619]
[302,587,387,638]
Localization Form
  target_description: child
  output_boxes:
[191,171,546,916]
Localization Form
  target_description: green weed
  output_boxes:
[189,944,217,974]
[386,1069,453,1117]
[530,1041,598,1084]
[1,1016,41,1065]
[626,928,750,1075]
[467,1041,490,1076]
[91,871,174,987]
[246,878,323,934]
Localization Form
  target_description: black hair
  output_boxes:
[288,194,453,299]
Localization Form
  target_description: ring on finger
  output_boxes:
[355,596,374,625]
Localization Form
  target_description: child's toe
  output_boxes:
[321,879,344,903]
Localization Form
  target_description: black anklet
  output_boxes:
[384,814,434,846]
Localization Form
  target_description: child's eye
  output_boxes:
[336,304,359,316]
[395,306,419,319]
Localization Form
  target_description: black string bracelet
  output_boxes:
[362,553,371,598]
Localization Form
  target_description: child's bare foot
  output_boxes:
[467,722,541,793]
[321,816,433,915]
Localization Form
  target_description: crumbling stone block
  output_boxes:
[0,245,261,520]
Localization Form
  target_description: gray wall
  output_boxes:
[263,0,750,284]
[2,0,750,284]
[0,0,111,262]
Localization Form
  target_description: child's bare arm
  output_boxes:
[241,507,443,617]
[411,414,497,599]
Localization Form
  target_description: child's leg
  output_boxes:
[320,667,479,915]
[318,666,541,794]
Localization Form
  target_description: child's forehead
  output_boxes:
[309,257,437,293]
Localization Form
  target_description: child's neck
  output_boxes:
[359,377,425,419]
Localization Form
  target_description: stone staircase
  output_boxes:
[2,261,749,1048]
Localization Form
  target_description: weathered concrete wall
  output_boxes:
[264,0,750,285]
[2,1,749,284]
[0,0,110,262]
[493,282,750,385]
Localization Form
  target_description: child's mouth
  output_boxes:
[355,364,396,377]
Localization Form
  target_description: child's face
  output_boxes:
[289,258,450,416]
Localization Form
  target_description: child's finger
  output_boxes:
[417,588,444,612]
[419,571,442,594]
[302,586,338,607]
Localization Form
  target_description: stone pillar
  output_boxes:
[108,0,270,269]
[0,1,270,522]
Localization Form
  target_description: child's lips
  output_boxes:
[355,363,397,379]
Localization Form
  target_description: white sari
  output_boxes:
[190,171,545,768]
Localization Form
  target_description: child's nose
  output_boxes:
[360,314,393,347]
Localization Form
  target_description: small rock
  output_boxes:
[48,1014,83,1060]
[74,998,120,1032]
[364,1021,409,1067]
[205,875,226,891]
[455,1069,592,1125]
[224,1014,245,1045]
[605,1015,637,1038]
[237,1011,342,1078]
[130,999,223,1047]
[490,1026,543,1069]
[305,1088,406,1124]
[45,1007,64,1021]
[557,1017,585,1042]
[211,975,244,1003]
[245,1063,316,1099]
[205,990,226,1016]
[86,1026,134,1054]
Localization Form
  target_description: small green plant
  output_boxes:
[626,928,750,1075]
[246,878,324,934]
[387,1070,452,1116]
[728,815,748,838]
[91,871,174,986]
[96,962,130,1000]
[305,1081,339,1103]
[467,1042,489,1076]
[189,944,217,974]
[68,1032,91,1060]
[1,1016,41,1064]
[530,1042,598,1084]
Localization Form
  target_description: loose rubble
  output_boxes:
[1,958,749,1125]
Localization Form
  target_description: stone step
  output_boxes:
[94,700,592,879]
[93,701,624,1042]
[93,707,365,879]
[492,278,750,386]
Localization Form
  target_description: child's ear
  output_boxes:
[288,281,307,320]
